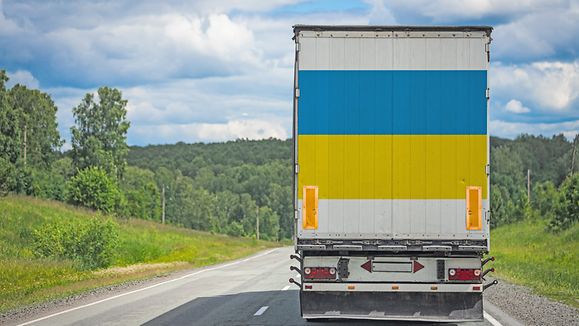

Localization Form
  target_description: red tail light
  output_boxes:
[448,268,481,281]
[303,267,337,280]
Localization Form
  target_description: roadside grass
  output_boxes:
[490,220,578,308]
[0,196,280,313]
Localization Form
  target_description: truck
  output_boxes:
[289,25,496,322]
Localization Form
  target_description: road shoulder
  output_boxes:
[485,278,579,326]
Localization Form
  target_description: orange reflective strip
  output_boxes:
[466,186,482,230]
[302,186,318,229]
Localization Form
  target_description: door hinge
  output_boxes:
[296,42,300,52]
[486,88,490,100]
[295,164,299,173]
[486,164,490,176]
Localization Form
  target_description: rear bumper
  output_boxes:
[301,291,483,322]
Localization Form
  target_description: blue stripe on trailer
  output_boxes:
[297,70,487,135]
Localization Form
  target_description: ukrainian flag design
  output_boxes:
[296,31,490,239]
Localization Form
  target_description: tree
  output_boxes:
[66,166,121,213]
[0,156,14,196]
[120,166,161,220]
[549,173,579,232]
[8,85,63,167]
[0,71,22,165]
[267,184,293,239]
[490,145,526,226]
[532,181,558,221]
[257,206,280,240]
[71,87,130,179]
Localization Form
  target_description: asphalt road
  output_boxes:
[16,247,520,326]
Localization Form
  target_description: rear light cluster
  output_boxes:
[303,267,337,280]
[448,268,481,281]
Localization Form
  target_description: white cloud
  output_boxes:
[364,0,397,24]
[6,69,39,89]
[490,119,579,139]
[164,14,258,64]
[4,0,579,145]
[0,0,20,35]
[377,0,565,21]
[504,99,530,114]
[367,0,578,61]
[492,5,579,60]
[492,60,579,114]
[48,64,293,145]
[131,119,288,144]
[39,12,264,85]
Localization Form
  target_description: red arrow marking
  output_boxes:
[413,260,424,273]
[361,260,372,273]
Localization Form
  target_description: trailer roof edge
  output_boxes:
[292,25,493,37]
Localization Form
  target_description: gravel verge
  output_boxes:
[485,278,579,326]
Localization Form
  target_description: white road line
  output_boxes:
[253,306,269,316]
[281,285,290,291]
[17,248,279,326]
[484,311,504,326]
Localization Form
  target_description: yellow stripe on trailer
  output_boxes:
[297,135,488,200]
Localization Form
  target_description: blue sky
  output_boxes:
[1,0,578,147]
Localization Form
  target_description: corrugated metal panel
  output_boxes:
[298,135,488,199]
[299,31,488,71]
[297,71,487,135]
[294,27,490,244]
[297,199,489,239]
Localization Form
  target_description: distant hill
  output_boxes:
[127,138,292,178]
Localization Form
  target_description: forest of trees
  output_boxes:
[0,68,577,242]
[490,134,578,231]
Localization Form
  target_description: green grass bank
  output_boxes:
[490,220,578,308]
[0,196,279,313]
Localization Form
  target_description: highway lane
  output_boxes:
[16,247,517,326]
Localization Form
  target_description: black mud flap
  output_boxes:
[301,291,483,322]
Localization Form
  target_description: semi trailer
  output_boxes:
[289,25,496,322]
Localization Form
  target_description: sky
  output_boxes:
[1,0,578,147]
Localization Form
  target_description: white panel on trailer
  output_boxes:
[343,199,360,235]
[425,38,442,68]
[344,38,361,68]
[299,37,316,69]
[408,37,427,69]
[359,197,375,235]
[315,37,330,70]
[374,199,392,236]
[375,36,393,69]
[456,37,470,69]
[298,31,488,71]
[425,199,442,237]
[317,196,329,237]
[331,198,344,236]
[298,199,488,240]
[330,37,345,69]
[360,38,376,70]
[392,200,410,237]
